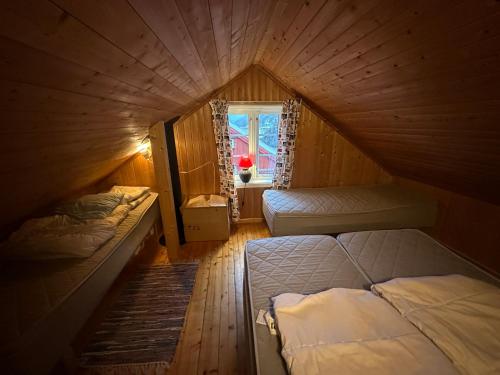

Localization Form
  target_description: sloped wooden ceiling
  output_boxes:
[1,0,499,233]
[255,0,500,204]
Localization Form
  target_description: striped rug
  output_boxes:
[79,263,198,374]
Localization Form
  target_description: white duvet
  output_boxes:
[373,275,500,375]
[0,204,130,260]
[273,288,458,375]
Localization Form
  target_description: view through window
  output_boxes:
[228,104,281,182]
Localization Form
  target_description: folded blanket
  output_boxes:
[110,185,150,204]
[128,192,150,209]
[54,192,124,220]
[373,275,500,375]
[273,288,458,375]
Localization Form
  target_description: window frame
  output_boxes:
[228,103,281,186]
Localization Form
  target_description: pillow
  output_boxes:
[1,216,116,260]
[54,192,123,220]
[109,186,150,204]
[372,275,500,375]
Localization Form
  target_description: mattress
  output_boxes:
[337,229,500,286]
[262,184,437,236]
[244,235,369,375]
[0,193,159,375]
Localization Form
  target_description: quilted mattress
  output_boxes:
[337,229,500,286]
[0,193,159,374]
[244,235,369,375]
[262,184,437,236]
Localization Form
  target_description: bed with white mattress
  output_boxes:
[262,184,437,236]
[0,193,159,375]
[244,229,499,374]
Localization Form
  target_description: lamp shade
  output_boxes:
[239,155,253,169]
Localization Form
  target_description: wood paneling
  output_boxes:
[0,0,273,234]
[256,0,500,203]
[174,66,390,219]
[293,105,392,188]
[1,0,499,234]
[395,177,500,275]
[174,66,292,201]
[237,187,269,220]
[98,153,157,192]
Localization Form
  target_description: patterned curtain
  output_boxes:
[272,98,301,190]
[209,99,240,221]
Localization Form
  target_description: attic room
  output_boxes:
[1,0,499,374]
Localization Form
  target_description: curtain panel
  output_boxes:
[209,99,240,221]
[272,98,301,190]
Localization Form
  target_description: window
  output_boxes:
[228,104,281,184]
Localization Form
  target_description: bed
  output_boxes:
[336,228,499,286]
[0,193,159,375]
[244,230,499,374]
[262,184,437,236]
[244,235,370,375]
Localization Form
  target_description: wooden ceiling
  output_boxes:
[256,0,500,204]
[0,0,499,229]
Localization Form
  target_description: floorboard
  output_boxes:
[171,223,270,375]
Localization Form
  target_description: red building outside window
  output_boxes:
[228,105,280,183]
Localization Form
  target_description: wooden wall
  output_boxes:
[293,105,391,188]
[0,0,272,236]
[174,66,292,199]
[395,177,500,276]
[97,153,157,192]
[174,66,391,218]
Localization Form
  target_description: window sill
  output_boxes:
[235,179,272,188]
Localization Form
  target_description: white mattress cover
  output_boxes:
[0,193,159,359]
[337,229,500,286]
[263,184,436,236]
[244,235,369,375]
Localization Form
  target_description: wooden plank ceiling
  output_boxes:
[257,0,500,204]
[0,0,499,226]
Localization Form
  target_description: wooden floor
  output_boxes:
[74,222,270,375]
[169,223,270,375]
